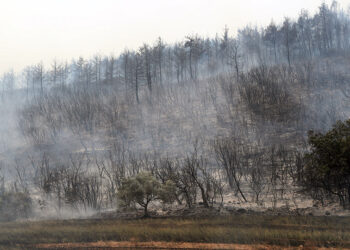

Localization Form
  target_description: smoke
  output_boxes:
[1,2,350,220]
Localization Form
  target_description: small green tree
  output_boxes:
[302,119,350,208]
[117,172,176,217]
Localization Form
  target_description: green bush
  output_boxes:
[302,119,350,208]
[118,172,176,217]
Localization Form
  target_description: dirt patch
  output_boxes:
[34,241,329,249]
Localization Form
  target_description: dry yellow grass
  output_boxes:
[1,215,350,249]
[35,241,337,249]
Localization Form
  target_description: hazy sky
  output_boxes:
[0,0,349,74]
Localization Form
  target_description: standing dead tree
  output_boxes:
[213,138,247,202]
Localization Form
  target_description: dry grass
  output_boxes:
[34,241,339,249]
[1,215,349,249]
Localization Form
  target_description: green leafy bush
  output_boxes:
[302,119,350,208]
[117,172,176,217]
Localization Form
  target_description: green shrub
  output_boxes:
[117,172,176,217]
[302,119,350,208]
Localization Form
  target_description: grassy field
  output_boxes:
[1,215,350,249]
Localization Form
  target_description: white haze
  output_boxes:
[0,0,349,74]
[0,0,349,221]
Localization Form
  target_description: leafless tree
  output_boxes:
[214,138,247,202]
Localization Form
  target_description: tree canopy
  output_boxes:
[117,172,176,217]
[302,119,350,208]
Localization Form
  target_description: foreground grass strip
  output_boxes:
[0,215,350,248]
[33,241,339,249]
